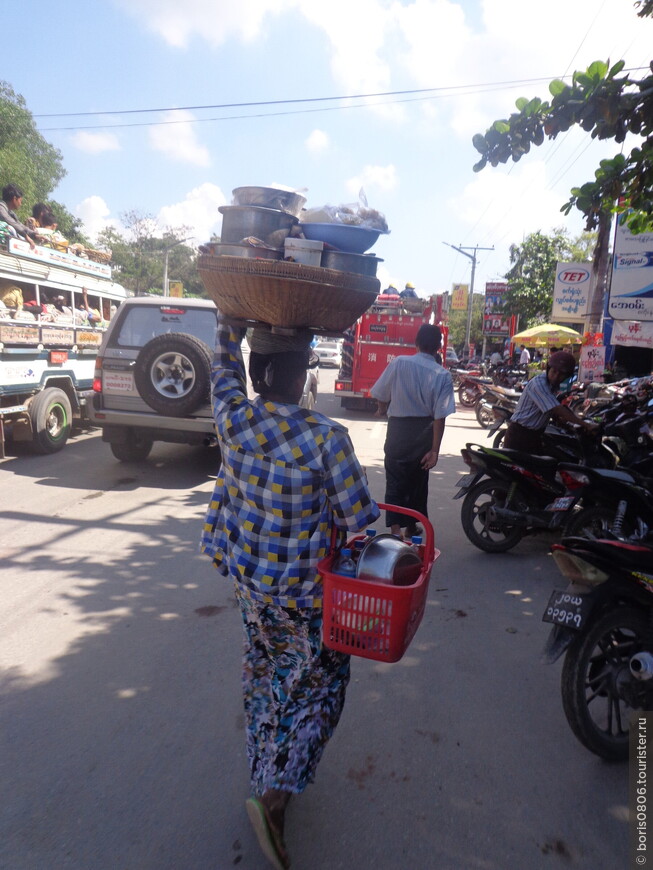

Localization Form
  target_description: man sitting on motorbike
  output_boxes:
[504,351,598,453]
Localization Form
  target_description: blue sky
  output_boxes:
[4,0,652,297]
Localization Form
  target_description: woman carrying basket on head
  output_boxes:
[201,316,379,870]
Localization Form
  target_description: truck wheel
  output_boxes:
[134,333,212,417]
[110,433,153,462]
[29,388,72,454]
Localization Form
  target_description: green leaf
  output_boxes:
[549,79,567,96]
[473,158,487,173]
[608,60,626,78]
[515,97,529,111]
[472,133,487,153]
[587,60,609,81]
[493,120,510,133]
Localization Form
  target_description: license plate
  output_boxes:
[103,371,135,393]
[456,473,475,488]
[546,496,574,511]
[542,589,592,630]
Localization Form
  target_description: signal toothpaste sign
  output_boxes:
[608,215,653,321]
[551,263,590,320]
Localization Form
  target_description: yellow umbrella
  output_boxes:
[511,323,582,348]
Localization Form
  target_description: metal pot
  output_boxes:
[232,187,307,218]
[357,534,422,586]
[209,242,281,260]
[320,249,383,277]
[218,206,298,247]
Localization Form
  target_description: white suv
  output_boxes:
[90,296,219,461]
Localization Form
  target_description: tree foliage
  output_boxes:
[97,212,206,297]
[501,228,592,327]
[0,81,87,242]
[472,4,653,233]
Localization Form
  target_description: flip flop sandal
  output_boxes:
[245,798,290,870]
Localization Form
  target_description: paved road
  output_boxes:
[0,370,629,870]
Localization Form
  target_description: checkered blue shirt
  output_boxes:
[200,320,379,608]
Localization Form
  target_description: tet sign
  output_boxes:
[551,262,590,320]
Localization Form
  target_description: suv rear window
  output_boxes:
[110,304,218,349]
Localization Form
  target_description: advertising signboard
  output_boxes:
[608,215,653,321]
[610,320,653,349]
[551,263,590,320]
[451,283,468,311]
[483,282,511,335]
[579,345,605,383]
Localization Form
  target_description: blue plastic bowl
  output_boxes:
[299,222,382,254]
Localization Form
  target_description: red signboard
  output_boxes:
[483,282,512,336]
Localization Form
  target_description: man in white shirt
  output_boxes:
[371,324,455,538]
[519,344,531,365]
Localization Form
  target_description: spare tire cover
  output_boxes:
[134,332,212,417]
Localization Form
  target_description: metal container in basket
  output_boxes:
[219,205,298,247]
[318,505,438,663]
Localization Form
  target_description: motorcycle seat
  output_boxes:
[492,447,559,472]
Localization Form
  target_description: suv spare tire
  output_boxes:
[134,333,212,417]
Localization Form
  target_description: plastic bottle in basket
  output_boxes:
[333,548,356,578]
[409,535,423,557]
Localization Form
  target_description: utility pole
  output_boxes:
[443,242,494,356]
[162,236,193,295]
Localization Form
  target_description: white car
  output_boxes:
[314,340,342,368]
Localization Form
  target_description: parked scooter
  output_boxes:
[542,535,653,760]
[474,382,520,430]
[458,373,493,407]
[454,433,619,552]
[555,461,653,539]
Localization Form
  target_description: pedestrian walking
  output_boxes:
[519,344,531,365]
[370,324,455,539]
[504,350,597,453]
[201,317,379,870]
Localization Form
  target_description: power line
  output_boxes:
[35,83,541,132]
[34,66,649,130]
[31,74,581,119]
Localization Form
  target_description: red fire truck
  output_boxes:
[334,293,448,410]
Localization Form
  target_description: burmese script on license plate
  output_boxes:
[542,589,592,630]
[104,371,134,393]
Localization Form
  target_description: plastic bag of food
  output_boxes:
[301,189,389,233]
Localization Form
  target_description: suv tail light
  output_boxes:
[92,356,103,393]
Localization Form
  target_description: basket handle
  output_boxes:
[328,503,434,561]
[378,503,435,562]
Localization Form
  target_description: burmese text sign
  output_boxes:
[552,263,590,321]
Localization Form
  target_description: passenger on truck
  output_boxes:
[0,184,39,250]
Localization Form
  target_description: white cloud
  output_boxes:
[346,164,398,197]
[71,131,121,154]
[157,183,227,242]
[305,129,330,155]
[148,110,211,167]
[118,0,297,47]
[75,196,122,242]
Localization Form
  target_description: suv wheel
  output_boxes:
[134,333,212,417]
[110,432,153,462]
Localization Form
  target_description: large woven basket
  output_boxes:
[198,255,380,332]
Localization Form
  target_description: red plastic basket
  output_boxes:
[318,504,439,663]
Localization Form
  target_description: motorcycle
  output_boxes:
[474,382,520,430]
[458,373,493,408]
[542,535,653,760]
[454,433,619,553]
[555,461,653,540]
